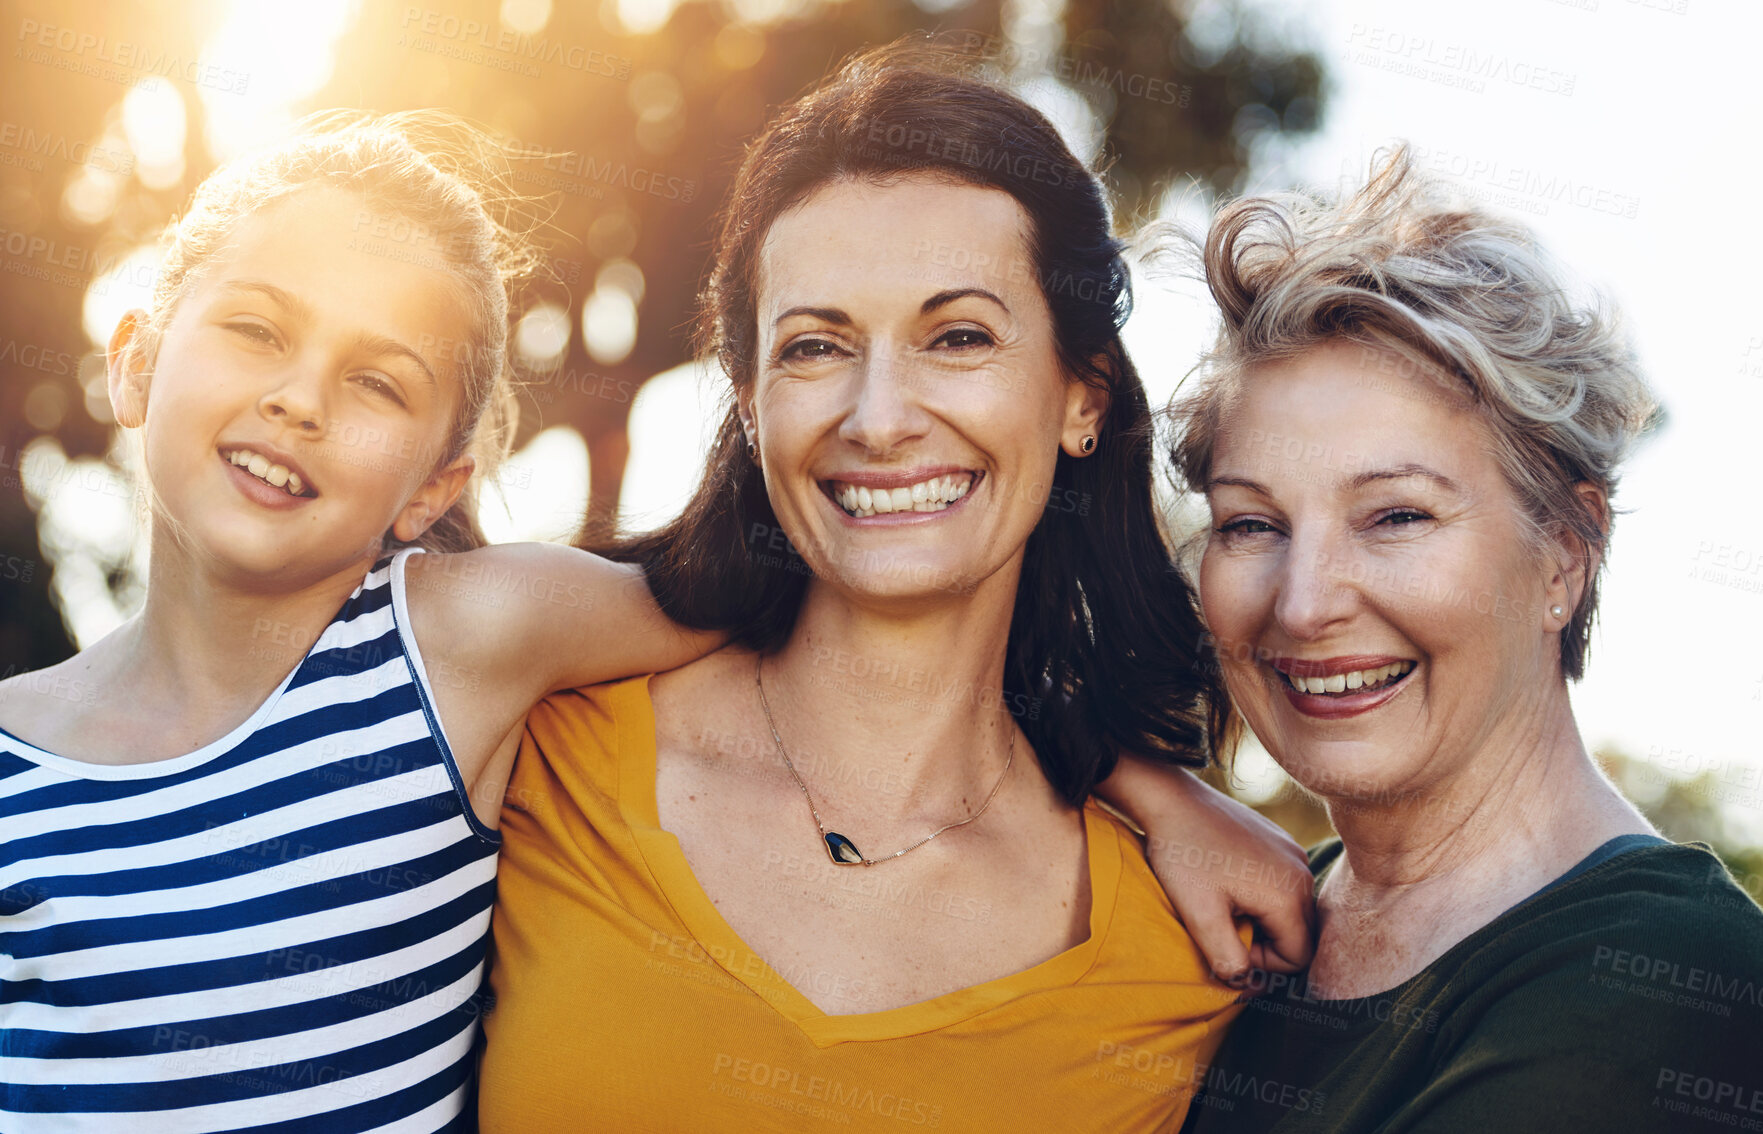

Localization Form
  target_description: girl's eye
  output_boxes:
[778,338,844,363]
[226,322,277,346]
[935,327,993,350]
[1376,508,1434,527]
[353,373,406,407]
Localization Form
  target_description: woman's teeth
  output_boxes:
[1284,660,1415,695]
[227,449,307,497]
[834,474,971,518]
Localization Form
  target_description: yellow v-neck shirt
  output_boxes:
[479,678,1244,1132]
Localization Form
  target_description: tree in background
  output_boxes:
[0,0,1325,668]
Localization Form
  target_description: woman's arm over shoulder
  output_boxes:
[391,544,722,823]
[406,542,725,705]
[1096,755,1316,985]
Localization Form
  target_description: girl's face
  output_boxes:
[744,175,1104,608]
[1198,340,1574,806]
[113,186,477,589]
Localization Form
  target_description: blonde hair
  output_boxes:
[1161,145,1657,686]
[128,109,547,552]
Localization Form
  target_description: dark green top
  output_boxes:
[1183,837,1763,1133]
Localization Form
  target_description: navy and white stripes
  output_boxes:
[0,550,499,1132]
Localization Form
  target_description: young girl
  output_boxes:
[0,112,1307,1132]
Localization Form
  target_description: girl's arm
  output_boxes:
[407,542,720,703]
[1096,756,1316,986]
[400,543,723,824]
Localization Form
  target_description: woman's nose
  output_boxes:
[1272,533,1359,641]
[837,348,933,454]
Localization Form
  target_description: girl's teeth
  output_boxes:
[227,449,308,497]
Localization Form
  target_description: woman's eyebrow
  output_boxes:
[922,287,1009,315]
[1210,467,1464,495]
[1348,464,1464,494]
[774,305,851,327]
[1208,474,1271,494]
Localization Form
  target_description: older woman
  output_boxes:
[475,47,1312,1132]
[1171,151,1763,1132]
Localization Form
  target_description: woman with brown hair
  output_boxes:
[476,44,1303,1132]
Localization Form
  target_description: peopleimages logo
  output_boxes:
[397,7,632,80]
[862,121,1080,190]
[0,121,134,173]
[15,20,250,94]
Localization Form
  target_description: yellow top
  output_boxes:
[479,677,1244,1132]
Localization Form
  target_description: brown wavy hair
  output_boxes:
[594,41,1214,801]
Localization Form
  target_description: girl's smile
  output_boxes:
[114,186,474,585]
[220,442,318,502]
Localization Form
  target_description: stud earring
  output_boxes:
[1079,435,1097,455]
[746,440,758,461]
[1550,604,1564,618]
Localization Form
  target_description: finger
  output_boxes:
[1236,893,1316,973]
[1246,940,1299,977]
[1176,893,1254,985]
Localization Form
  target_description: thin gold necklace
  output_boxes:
[754,654,1015,867]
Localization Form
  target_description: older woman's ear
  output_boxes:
[1544,482,1610,628]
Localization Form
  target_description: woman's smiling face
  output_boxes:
[745,174,1101,606]
[1199,340,1570,804]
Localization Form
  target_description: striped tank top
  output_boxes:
[0,549,500,1132]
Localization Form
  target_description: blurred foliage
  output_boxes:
[0,0,1326,669]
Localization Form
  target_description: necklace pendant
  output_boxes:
[824,832,865,865]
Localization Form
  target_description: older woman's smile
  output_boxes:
[1270,655,1417,718]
